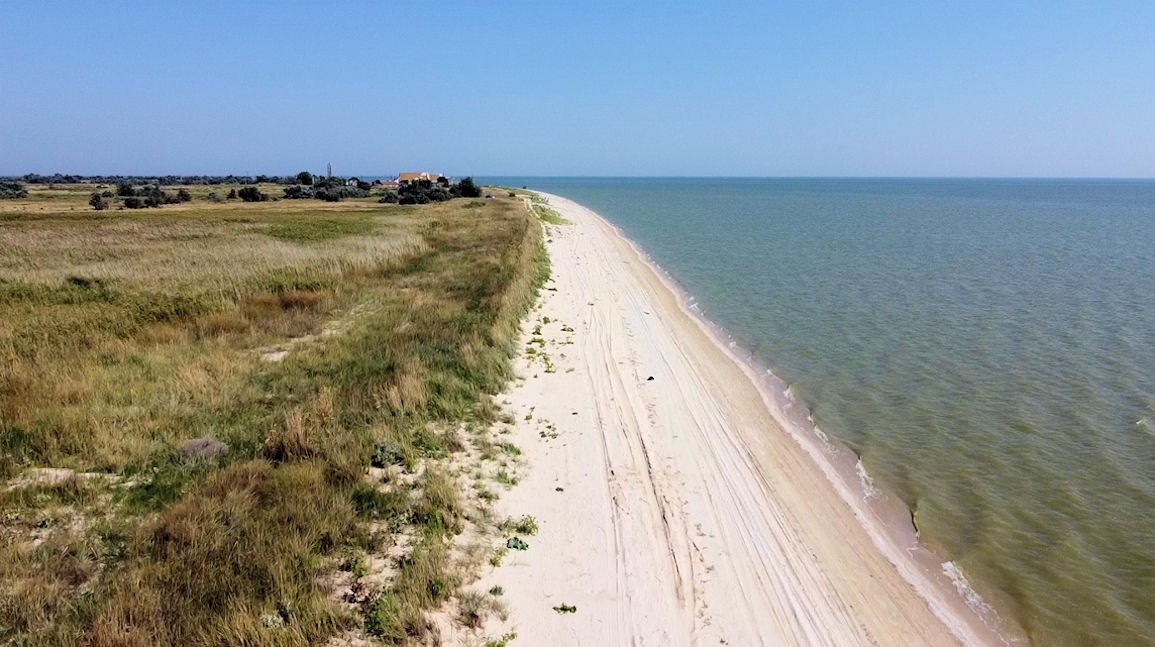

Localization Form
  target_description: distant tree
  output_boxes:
[391,176,482,204]
[207,191,222,202]
[101,190,114,198]
[116,182,136,197]
[378,191,399,204]
[356,179,372,191]
[140,186,157,207]
[226,188,238,200]
[136,185,175,207]
[176,188,192,202]
[282,185,314,199]
[123,197,144,209]
[0,181,28,199]
[295,171,314,185]
[88,192,108,210]
[436,176,450,186]
[237,186,267,202]
[455,177,482,198]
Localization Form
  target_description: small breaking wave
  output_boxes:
[944,561,996,618]
[857,459,882,501]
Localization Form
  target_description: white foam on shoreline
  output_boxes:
[856,459,882,501]
[944,561,998,618]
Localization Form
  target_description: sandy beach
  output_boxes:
[475,193,1004,646]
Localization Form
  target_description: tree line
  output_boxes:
[88,184,194,210]
[7,173,316,186]
[0,173,488,209]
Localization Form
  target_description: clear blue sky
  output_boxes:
[2,1,1152,177]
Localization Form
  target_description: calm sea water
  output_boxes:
[483,177,1155,646]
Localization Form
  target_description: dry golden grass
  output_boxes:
[0,208,426,289]
[0,183,546,645]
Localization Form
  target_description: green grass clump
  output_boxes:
[365,536,458,640]
[495,470,519,487]
[489,546,509,567]
[499,515,539,536]
[340,550,369,578]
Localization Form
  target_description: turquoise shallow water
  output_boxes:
[484,177,1155,646]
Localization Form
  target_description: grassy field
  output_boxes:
[0,184,547,645]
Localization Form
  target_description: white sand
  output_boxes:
[475,194,1004,646]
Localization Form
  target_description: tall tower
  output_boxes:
[327,162,332,179]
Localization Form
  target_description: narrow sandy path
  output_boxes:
[476,194,1004,646]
